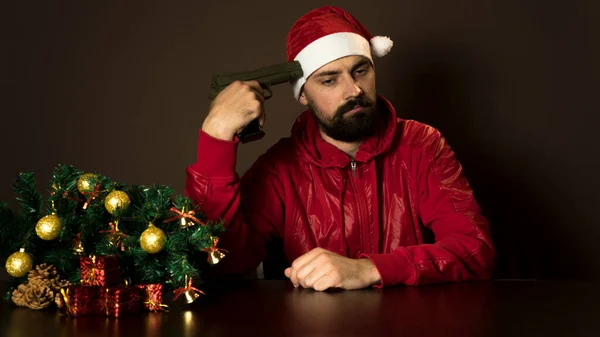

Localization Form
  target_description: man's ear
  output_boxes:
[298,90,308,106]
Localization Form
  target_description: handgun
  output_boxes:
[209,61,303,143]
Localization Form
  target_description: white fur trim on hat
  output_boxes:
[291,32,372,100]
[370,36,393,57]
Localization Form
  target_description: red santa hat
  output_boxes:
[286,6,393,100]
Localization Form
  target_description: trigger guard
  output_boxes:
[263,86,273,100]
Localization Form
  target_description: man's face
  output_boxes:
[299,55,383,142]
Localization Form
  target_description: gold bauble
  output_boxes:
[5,249,33,278]
[77,173,98,194]
[104,190,131,215]
[140,223,166,254]
[35,214,63,240]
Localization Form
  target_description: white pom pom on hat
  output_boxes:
[370,36,394,57]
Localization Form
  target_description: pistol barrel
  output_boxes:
[209,61,303,99]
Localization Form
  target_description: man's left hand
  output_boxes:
[284,248,381,291]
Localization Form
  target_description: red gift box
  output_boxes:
[58,285,142,317]
[100,286,142,317]
[80,255,120,287]
[57,285,102,317]
[136,284,168,312]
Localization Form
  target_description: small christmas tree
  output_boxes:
[1,164,225,314]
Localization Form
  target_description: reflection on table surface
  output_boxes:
[1,280,599,337]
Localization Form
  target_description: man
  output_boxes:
[186,6,495,291]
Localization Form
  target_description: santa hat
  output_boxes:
[286,6,393,100]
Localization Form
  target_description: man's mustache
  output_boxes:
[335,96,375,117]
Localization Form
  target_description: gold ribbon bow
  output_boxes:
[140,284,170,312]
[164,206,205,228]
[81,183,102,210]
[82,255,99,285]
[144,286,170,312]
[99,221,128,251]
[59,288,73,316]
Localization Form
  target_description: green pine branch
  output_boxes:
[48,164,83,215]
[1,164,227,295]
[13,172,43,222]
[0,202,17,258]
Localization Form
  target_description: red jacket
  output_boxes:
[185,95,495,286]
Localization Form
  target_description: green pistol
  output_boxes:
[209,61,303,143]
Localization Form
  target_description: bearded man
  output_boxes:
[186,6,496,291]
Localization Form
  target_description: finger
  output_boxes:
[297,251,334,288]
[299,253,333,288]
[289,248,326,287]
[241,81,266,102]
[312,273,335,292]
[241,97,264,123]
[284,268,291,278]
[296,263,318,288]
[258,109,266,128]
[289,265,300,288]
[252,87,266,104]
[242,80,262,92]
[289,261,306,288]
[303,264,330,289]
[290,248,327,272]
[296,252,329,287]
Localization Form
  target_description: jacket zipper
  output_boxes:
[349,159,370,253]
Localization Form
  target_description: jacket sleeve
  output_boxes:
[185,130,284,277]
[361,130,496,286]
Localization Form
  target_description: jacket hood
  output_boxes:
[291,94,398,168]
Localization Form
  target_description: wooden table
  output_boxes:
[1,280,599,336]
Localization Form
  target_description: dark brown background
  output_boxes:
[2,0,599,281]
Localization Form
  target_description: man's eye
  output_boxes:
[322,79,335,85]
[355,68,368,75]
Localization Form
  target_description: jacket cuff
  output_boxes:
[190,129,239,178]
[359,249,416,288]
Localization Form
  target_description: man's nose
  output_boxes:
[342,75,363,100]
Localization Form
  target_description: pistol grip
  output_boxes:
[237,119,264,143]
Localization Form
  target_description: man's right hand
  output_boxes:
[202,80,266,141]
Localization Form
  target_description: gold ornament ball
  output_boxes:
[77,173,98,194]
[104,190,131,215]
[140,224,166,254]
[5,249,33,278]
[35,214,63,240]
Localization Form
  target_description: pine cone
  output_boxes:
[28,275,52,288]
[28,263,70,292]
[11,284,29,307]
[23,282,54,310]
[28,263,57,281]
[13,264,69,310]
[54,279,71,292]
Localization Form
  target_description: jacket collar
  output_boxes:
[292,95,398,168]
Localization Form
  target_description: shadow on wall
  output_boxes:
[384,42,583,281]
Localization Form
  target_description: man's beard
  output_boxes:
[308,95,385,142]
